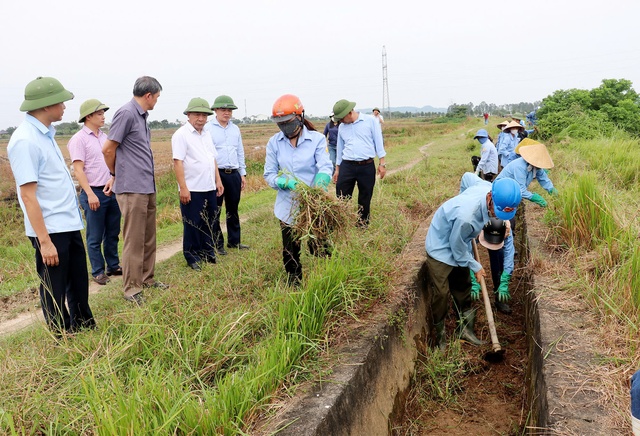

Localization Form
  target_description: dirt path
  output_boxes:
[0,240,183,336]
[0,143,434,337]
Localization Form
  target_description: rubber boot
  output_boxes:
[494,293,512,315]
[456,309,486,346]
[434,320,447,351]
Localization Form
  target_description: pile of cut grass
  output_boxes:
[291,183,359,247]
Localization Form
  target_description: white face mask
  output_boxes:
[511,128,519,135]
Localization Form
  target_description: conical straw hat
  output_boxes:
[518,141,554,169]
[504,120,524,131]
[497,120,509,129]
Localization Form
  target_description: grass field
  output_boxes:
[1,117,639,434]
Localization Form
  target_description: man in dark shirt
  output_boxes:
[102,76,165,304]
[323,114,339,173]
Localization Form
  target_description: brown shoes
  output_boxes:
[93,273,110,285]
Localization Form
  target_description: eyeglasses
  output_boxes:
[217,108,233,113]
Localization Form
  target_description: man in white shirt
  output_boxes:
[172,98,224,270]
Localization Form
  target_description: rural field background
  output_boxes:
[0,113,638,434]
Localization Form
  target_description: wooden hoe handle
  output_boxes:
[472,239,502,353]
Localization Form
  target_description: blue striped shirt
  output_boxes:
[205,118,246,176]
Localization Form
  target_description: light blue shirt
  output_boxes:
[477,139,498,174]
[426,183,496,273]
[7,114,83,237]
[497,133,520,166]
[205,118,246,176]
[457,174,515,273]
[264,127,333,225]
[336,112,386,165]
[494,131,506,155]
[459,171,487,194]
[496,157,555,200]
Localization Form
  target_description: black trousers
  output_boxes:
[30,231,95,333]
[487,215,517,294]
[488,248,504,293]
[213,171,242,248]
[336,160,376,225]
[280,221,329,284]
[180,190,218,264]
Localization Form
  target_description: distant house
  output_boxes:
[250,114,270,122]
[0,130,8,135]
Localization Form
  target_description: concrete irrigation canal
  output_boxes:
[257,204,618,435]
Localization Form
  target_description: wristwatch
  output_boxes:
[378,163,386,168]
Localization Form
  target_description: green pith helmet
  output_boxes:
[20,76,74,112]
[79,99,109,123]
[332,99,356,121]
[211,95,238,110]
[183,97,214,115]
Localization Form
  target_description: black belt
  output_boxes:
[342,158,374,165]
[90,185,105,190]
[221,168,238,174]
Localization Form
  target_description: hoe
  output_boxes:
[472,239,505,363]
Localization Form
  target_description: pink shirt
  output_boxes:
[67,126,111,187]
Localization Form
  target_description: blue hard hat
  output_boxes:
[491,178,521,220]
[474,129,488,139]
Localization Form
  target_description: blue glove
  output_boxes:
[312,173,331,191]
[549,187,559,196]
[529,192,547,207]
[497,272,511,302]
[276,175,298,190]
[470,270,481,301]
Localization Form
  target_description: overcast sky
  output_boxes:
[1,0,639,127]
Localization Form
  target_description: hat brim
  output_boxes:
[333,101,356,121]
[479,231,504,250]
[272,114,296,123]
[184,108,214,115]
[494,205,517,221]
[20,89,74,112]
[212,105,238,110]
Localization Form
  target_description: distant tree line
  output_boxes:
[446,101,541,118]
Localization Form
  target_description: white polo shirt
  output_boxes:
[171,122,218,192]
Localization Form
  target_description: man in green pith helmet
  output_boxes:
[205,95,249,254]
[172,98,224,270]
[67,99,122,286]
[7,76,96,334]
[332,99,387,227]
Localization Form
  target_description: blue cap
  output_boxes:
[474,129,488,139]
[491,178,521,220]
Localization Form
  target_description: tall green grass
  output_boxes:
[553,173,619,249]
[547,135,640,339]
